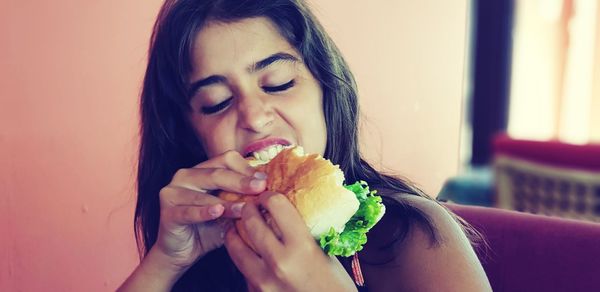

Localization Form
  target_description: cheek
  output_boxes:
[303,110,327,155]
[308,85,327,135]
[312,102,328,153]
[287,86,327,154]
[191,116,235,158]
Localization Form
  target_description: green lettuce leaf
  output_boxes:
[319,181,385,257]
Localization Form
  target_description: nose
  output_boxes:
[237,91,274,133]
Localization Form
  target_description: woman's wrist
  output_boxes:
[143,247,190,286]
[118,248,188,292]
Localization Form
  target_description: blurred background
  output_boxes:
[438,0,600,224]
[1,0,599,291]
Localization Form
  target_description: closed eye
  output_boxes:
[262,80,295,93]
[201,97,233,114]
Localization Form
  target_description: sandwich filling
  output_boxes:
[244,145,385,257]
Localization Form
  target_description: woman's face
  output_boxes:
[187,17,327,160]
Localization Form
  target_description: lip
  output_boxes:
[242,137,292,157]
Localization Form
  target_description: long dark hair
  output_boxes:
[135,0,481,290]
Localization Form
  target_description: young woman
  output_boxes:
[119,0,492,291]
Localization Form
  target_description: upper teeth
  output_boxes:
[252,144,290,162]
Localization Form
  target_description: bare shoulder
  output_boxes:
[360,194,491,292]
[399,194,465,244]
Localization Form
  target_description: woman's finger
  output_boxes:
[171,167,266,194]
[257,192,311,244]
[159,186,246,218]
[159,186,222,207]
[239,201,284,262]
[163,204,225,225]
[194,150,258,178]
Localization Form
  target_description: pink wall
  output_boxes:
[1,1,467,290]
[0,0,162,290]
[312,1,468,195]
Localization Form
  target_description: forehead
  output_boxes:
[191,17,296,77]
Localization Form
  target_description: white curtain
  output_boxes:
[508,0,600,143]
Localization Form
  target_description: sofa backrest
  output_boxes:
[446,203,600,292]
[492,134,600,222]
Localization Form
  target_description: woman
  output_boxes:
[119,0,492,291]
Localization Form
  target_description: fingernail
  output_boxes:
[208,204,223,217]
[253,172,267,180]
[231,202,245,216]
[250,179,265,189]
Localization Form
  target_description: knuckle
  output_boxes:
[260,283,277,292]
[271,259,291,281]
[158,186,170,198]
[298,240,317,255]
[219,151,244,170]
[172,168,189,183]
[159,186,176,205]
[253,278,277,292]
[222,150,240,163]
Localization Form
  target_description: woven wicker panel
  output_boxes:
[494,155,600,222]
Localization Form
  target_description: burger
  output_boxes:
[220,146,385,257]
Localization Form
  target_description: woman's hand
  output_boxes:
[224,192,357,292]
[151,151,267,273]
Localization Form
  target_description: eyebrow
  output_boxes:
[187,52,299,97]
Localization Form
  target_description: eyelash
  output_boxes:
[201,97,233,114]
[262,79,295,93]
[200,80,295,115]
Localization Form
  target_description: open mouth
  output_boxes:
[249,144,295,163]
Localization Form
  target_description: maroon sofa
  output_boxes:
[446,203,600,292]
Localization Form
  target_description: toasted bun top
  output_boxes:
[220,146,359,238]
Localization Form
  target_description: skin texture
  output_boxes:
[119,16,492,292]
